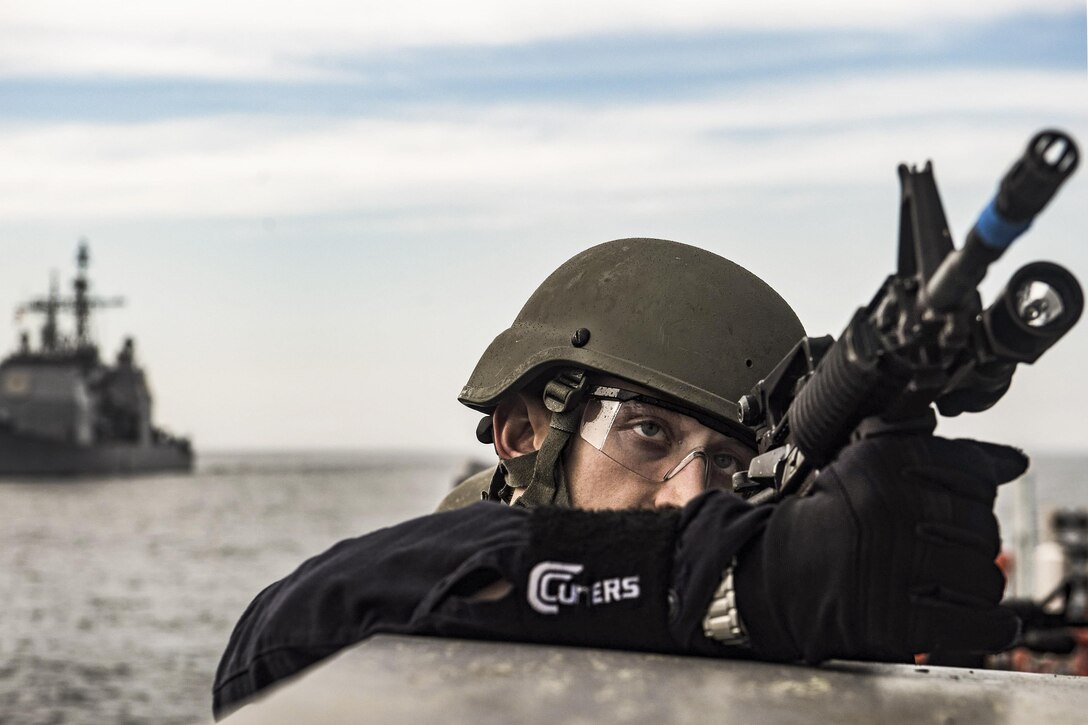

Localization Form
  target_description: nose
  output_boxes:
[654,455,707,508]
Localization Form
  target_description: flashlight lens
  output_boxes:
[1016,280,1065,327]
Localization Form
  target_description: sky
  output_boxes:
[0,1,1085,455]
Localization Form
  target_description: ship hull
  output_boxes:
[0,427,192,476]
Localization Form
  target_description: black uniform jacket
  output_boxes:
[213,491,771,718]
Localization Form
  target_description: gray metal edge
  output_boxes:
[219,635,1088,724]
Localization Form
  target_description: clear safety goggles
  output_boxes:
[578,386,755,491]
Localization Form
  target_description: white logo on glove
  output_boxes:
[527,561,640,615]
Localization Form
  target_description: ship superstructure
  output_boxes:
[0,241,192,475]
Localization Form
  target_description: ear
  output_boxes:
[492,392,547,459]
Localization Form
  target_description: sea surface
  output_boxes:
[1,450,1086,725]
[0,451,463,725]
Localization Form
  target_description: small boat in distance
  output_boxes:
[0,241,192,475]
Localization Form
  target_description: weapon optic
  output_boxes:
[734,130,1083,503]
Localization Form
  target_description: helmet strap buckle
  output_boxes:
[542,368,588,413]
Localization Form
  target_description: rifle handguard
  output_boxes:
[790,311,905,467]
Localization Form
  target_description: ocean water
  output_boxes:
[0,451,462,725]
[1,450,1085,725]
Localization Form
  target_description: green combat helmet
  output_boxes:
[448,238,805,509]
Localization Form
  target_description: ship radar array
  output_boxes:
[14,239,124,354]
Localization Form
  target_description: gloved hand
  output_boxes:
[936,361,1016,416]
[735,434,1026,663]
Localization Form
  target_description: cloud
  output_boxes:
[2,0,1080,79]
[0,69,1082,222]
[1,3,1085,451]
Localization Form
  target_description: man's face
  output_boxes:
[562,377,754,510]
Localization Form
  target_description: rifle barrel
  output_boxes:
[925,130,1079,313]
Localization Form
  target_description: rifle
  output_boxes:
[734,130,1083,504]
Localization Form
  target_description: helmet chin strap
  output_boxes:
[499,368,588,508]
[512,411,578,507]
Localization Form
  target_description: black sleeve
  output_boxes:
[213,492,771,719]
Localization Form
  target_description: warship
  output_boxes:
[0,242,192,475]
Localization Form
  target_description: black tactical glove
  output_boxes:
[936,361,1016,416]
[735,434,1026,663]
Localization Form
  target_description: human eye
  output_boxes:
[633,419,664,440]
[613,407,675,453]
[710,452,740,474]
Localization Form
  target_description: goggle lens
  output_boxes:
[579,393,752,490]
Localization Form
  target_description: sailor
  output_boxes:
[213,239,1023,718]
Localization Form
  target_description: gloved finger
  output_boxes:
[1001,599,1051,629]
[912,543,1007,605]
[907,464,1001,505]
[916,438,1027,484]
[963,440,1029,484]
[909,464,1004,558]
[916,509,1000,558]
[909,599,1020,654]
[938,439,1029,485]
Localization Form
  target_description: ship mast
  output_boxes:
[74,242,93,348]
[14,239,125,355]
[41,273,60,352]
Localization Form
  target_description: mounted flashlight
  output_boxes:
[984,261,1084,364]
